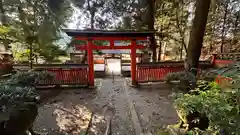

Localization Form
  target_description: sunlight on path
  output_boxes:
[34,78,178,135]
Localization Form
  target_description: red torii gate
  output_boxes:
[65,30,154,87]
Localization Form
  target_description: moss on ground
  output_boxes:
[157,129,169,135]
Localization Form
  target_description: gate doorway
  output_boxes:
[106,58,121,76]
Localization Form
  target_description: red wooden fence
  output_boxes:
[136,61,212,83]
[34,64,89,86]
[211,53,238,86]
[212,53,236,68]
[137,64,184,83]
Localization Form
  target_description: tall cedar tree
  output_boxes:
[187,0,211,75]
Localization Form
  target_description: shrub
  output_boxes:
[174,80,240,134]
[6,71,55,86]
[198,69,219,81]
[168,64,240,134]
[164,68,227,92]
[0,71,54,135]
[164,71,196,91]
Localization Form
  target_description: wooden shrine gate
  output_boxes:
[65,30,154,87]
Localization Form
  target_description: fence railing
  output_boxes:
[34,64,89,86]
[212,53,239,68]
[136,61,212,83]
[214,53,240,61]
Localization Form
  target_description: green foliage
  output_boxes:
[71,0,116,29]
[68,39,87,48]
[174,73,240,134]
[0,25,17,43]
[12,47,30,62]
[0,85,37,109]
[164,71,196,90]
[1,0,71,62]
[155,0,192,60]
[157,129,169,135]
[174,82,220,116]
[0,71,53,135]
[165,68,223,91]
[0,71,54,105]
[37,45,67,61]
[0,25,10,34]
[0,25,17,50]
[186,128,219,135]
[6,71,55,86]
[164,71,196,83]
[198,69,219,82]
[205,0,240,53]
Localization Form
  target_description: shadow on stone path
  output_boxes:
[33,78,178,135]
[125,79,179,134]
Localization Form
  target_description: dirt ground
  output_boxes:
[33,78,178,135]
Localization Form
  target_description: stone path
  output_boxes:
[93,78,135,135]
[125,80,179,134]
[34,77,178,135]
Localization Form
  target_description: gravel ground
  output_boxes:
[33,78,178,135]
[126,80,179,133]
[34,90,106,135]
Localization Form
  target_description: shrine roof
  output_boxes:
[64,29,155,37]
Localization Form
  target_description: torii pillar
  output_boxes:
[87,39,94,87]
[131,39,137,86]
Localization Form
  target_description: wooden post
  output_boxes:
[211,54,217,66]
[131,39,137,86]
[110,40,114,48]
[87,39,94,87]
[120,54,122,75]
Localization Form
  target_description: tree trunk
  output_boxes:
[162,42,167,60]
[87,0,95,29]
[90,11,95,29]
[230,12,239,52]
[81,52,87,64]
[123,16,132,29]
[82,0,96,64]
[0,0,8,51]
[147,0,157,62]
[175,0,187,60]
[180,43,183,60]
[187,0,211,75]
[220,1,229,53]
[158,41,162,62]
[209,13,216,53]
[157,3,165,62]
[0,0,6,25]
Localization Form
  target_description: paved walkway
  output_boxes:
[94,78,136,135]
[34,77,178,135]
